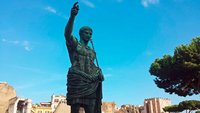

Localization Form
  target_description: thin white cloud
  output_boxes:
[22,41,31,51]
[45,6,57,14]
[81,0,95,8]
[57,12,69,20]
[141,0,159,7]
[1,38,32,51]
[15,84,36,90]
[1,38,19,44]
[105,67,113,71]
[104,73,113,78]
[12,41,19,44]
[16,66,44,74]
[2,38,6,42]
[44,6,68,19]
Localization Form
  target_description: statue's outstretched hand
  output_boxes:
[71,2,79,17]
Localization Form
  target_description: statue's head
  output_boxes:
[79,26,93,42]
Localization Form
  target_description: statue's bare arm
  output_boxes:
[64,2,79,42]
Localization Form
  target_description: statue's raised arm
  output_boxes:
[64,2,79,40]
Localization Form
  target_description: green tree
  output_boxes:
[163,105,183,113]
[179,100,200,113]
[149,37,200,96]
[163,100,200,113]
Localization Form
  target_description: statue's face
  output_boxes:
[80,29,92,42]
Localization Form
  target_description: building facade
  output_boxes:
[31,95,68,113]
[32,104,52,113]
[51,95,67,112]
[143,98,171,113]
[8,97,32,113]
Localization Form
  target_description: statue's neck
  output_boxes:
[80,39,89,47]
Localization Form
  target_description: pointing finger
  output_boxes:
[73,2,79,7]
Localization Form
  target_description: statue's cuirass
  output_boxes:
[71,42,96,74]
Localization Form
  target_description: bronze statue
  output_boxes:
[64,2,104,113]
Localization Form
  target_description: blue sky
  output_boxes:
[0,0,199,106]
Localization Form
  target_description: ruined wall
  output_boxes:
[0,82,16,113]
[102,102,116,113]
[115,104,143,113]
[54,102,71,113]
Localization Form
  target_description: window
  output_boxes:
[54,99,59,102]
[38,111,42,113]
[45,111,49,113]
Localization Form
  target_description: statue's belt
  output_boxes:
[68,67,101,81]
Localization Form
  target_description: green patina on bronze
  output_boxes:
[64,2,104,113]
